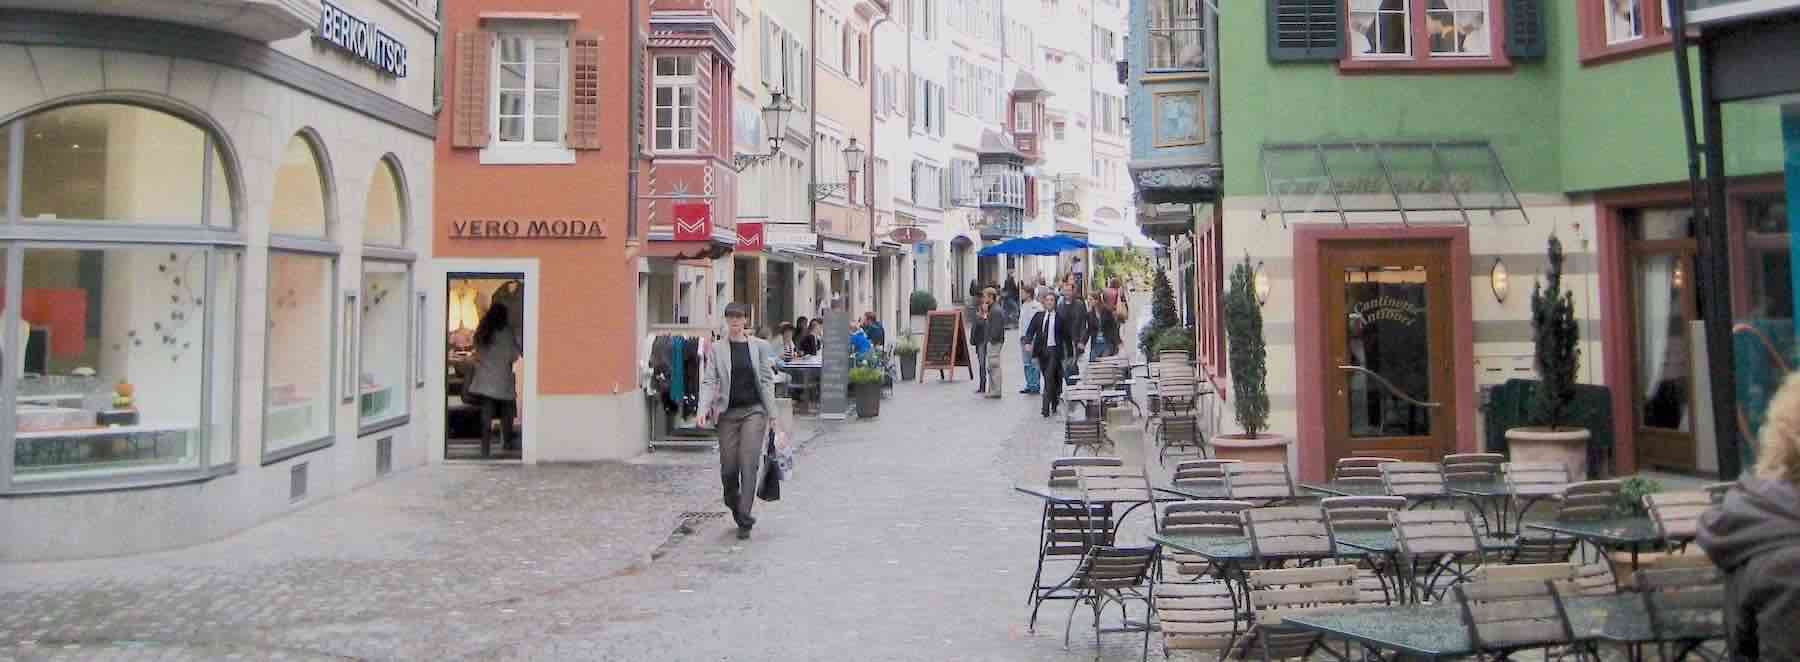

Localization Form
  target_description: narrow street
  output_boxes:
[1,328,1174,661]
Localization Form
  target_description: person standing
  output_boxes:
[796,318,823,357]
[1026,290,1070,417]
[1017,286,1045,394]
[1070,256,1087,297]
[468,303,523,458]
[971,290,993,395]
[1699,371,1800,660]
[700,303,779,540]
[1059,281,1089,372]
[977,291,1005,398]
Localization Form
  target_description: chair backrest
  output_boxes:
[1155,581,1238,653]
[1084,363,1123,387]
[1073,545,1157,590]
[1049,456,1123,487]
[1064,418,1107,451]
[1172,459,1239,493]
[1454,579,1575,652]
[1474,563,1575,585]
[1555,480,1623,522]
[1508,533,1579,565]
[1160,414,1201,440]
[1225,461,1296,501]
[1442,453,1505,482]
[1571,554,1618,596]
[1156,349,1192,364]
[1635,566,1726,642]
[1245,506,1333,562]
[1380,461,1448,498]
[1246,564,1360,622]
[1503,462,1570,497]
[1076,465,1150,503]
[1320,496,1406,533]
[1392,509,1483,558]
[1159,499,1253,536]
[1333,456,1399,482]
[1645,490,1713,541]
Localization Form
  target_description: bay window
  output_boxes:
[1149,0,1207,70]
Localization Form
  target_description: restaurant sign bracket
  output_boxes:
[1259,141,1530,228]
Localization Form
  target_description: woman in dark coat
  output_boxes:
[1700,371,1800,660]
[469,303,523,457]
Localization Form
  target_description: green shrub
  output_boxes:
[1531,235,1582,430]
[893,339,920,357]
[849,366,884,385]
[909,290,938,315]
[1153,327,1195,358]
[1225,258,1270,437]
[1139,270,1180,356]
[1616,476,1662,516]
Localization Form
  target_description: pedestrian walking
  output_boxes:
[1017,286,1045,394]
[700,303,779,540]
[1699,371,1800,660]
[1058,281,1089,377]
[1085,292,1109,360]
[1025,290,1071,417]
[973,290,1005,398]
[467,303,523,458]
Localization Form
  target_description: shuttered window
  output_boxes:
[1270,0,1543,68]
[1267,0,1342,62]
[452,32,491,148]
[568,34,602,150]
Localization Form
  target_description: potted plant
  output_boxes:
[894,339,920,381]
[909,290,937,337]
[1506,236,1593,478]
[850,365,884,418]
[1213,257,1290,464]
[1615,476,1662,517]
[1154,326,1196,360]
[1140,270,1180,357]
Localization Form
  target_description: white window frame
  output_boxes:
[1605,0,1646,45]
[653,54,700,153]
[483,31,575,165]
[1349,0,1416,60]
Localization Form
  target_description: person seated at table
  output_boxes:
[859,312,886,347]
[775,322,798,363]
[1700,371,1800,661]
[848,316,872,359]
[796,319,822,357]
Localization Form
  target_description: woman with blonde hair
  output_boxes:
[1699,371,1800,660]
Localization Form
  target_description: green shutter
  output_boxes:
[1505,0,1546,59]
[1267,0,1343,62]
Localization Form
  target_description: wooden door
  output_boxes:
[1630,242,1700,471]
[1323,241,1457,466]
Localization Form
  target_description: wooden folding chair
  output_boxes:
[1058,545,1160,662]
[1157,414,1207,465]
[1030,459,1125,627]
[1393,509,1486,602]
[1379,461,1451,504]
[1225,462,1298,505]
[1556,480,1623,522]
[1502,461,1571,526]
[1453,579,1579,661]
[1443,452,1505,482]
[1244,506,1334,569]
[1645,490,1712,544]
[1636,566,1727,662]
[1230,565,1360,661]
[1333,456,1400,487]
[1158,499,1254,582]
[1171,459,1239,494]
[1321,496,1406,604]
[1063,417,1110,456]
[1154,581,1239,659]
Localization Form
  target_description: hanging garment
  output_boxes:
[669,336,687,409]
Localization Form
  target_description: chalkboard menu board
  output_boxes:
[920,310,971,381]
[819,308,850,419]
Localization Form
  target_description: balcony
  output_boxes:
[0,0,316,43]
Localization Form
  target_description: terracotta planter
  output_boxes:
[1210,433,1291,465]
[1506,427,1591,479]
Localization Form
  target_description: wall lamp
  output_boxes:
[1254,261,1271,306]
[731,90,795,172]
[1490,257,1509,303]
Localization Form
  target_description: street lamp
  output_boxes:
[811,137,864,201]
[732,90,794,172]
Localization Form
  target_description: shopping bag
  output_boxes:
[757,437,782,502]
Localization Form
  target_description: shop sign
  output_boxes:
[889,226,926,244]
[737,221,764,252]
[673,203,713,241]
[316,0,408,78]
[450,218,609,239]
[1351,296,1424,326]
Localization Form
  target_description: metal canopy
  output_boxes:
[1259,141,1530,228]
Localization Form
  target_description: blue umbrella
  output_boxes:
[977,235,1090,256]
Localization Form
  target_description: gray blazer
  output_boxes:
[699,336,779,416]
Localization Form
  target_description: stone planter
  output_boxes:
[1210,433,1291,465]
[1506,427,1591,480]
[853,382,882,418]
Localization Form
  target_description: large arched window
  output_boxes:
[265,132,338,460]
[0,102,241,490]
[358,156,415,431]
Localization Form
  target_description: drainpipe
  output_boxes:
[810,0,820,251]
[628,0,642,243]
[869,9,892,319]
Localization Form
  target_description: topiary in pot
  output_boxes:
[1139,270,1180,356]
[1213,257,1286,464]
[1506,235,1595,478]
[1153,327,1196,359]
[894,339,920,381]
[909,290,938,316]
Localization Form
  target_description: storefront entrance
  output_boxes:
[445,273,526,460]
[1321,240,1457,465]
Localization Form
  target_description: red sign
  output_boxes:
[672,202,712,241]
[889,226,926,244]
[737,221,764,252]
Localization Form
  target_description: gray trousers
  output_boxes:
[717,406,769,528]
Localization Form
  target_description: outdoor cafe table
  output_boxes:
[1281,593,1696,660]
[1526,516,1664,571]
[1333,528,1519,604]
[1302,479,1518,535]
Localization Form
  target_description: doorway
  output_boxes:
[1624,208,1701,472]
[445,272,526,460]
[1322,240,1457,465]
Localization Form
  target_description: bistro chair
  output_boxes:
[1158,499,1254,582]
[1392,509,1486,602]
[1321,496,1406,605]
[1244,506,1334,569]
[1333,456,1400,487]
[1453,578,1579,661]
[1571,552,1618,595]
[1229,564,1360,661]
[1157,414,1208,466]
[1049,457,1124,486]
[1443,453,1505,483]
[1030,459,1125,620]
[1557,480,1624,522]
[1153,580,1239,659]
[1170,459,1239,497]
[1057,545,1160,662]
[1224,462,1298,504]
[1505,531,1580,566]
[1645,490,1713,544]
[1379,461,1452,504]
[1502,461,1571,528]
[1064,418,1110,457]
[1635,566,1727,662]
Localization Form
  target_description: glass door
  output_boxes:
[1323,241,1456,464]
[1627,208,1701,471]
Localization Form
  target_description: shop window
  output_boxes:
[360,262,410,427]
[14,104,231,226]
[654,55,698,152]
[363,159,405,246]
[266,253,335,457]
[271,137,329,237]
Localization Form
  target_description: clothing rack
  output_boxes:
[645,330,717,451]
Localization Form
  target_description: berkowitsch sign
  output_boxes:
[316,0,408,78]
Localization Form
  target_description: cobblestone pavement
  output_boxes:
[0,328,1187,661]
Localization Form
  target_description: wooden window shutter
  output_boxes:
[1505,0,1547,59]
[1266,0,1343,62]
[452,31,492,148]
[568,34,602,150]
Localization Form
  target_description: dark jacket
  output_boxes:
[1698,478,1800,661]
[1024,308,1073,362]
[1058,299,1088,351]
[971,311,1004,345]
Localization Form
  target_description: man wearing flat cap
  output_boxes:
[700,302,779,539]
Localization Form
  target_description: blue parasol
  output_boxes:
[977,235,1090,256]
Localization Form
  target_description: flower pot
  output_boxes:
[1210,433,1291,465]
[898,355,918,381]
[854,382,882,418]
[1505,427,1591,480]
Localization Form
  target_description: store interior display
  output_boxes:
[266,253,332,451]
[359,265,409,424]
[445,276,524,460]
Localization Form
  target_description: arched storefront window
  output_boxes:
[265,133,337,460]
[0,102,241,489]
[358,156,414,431]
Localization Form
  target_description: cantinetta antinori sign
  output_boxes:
[316,0,408,78]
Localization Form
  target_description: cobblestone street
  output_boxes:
[2,334,1178,661]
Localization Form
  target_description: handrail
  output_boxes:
[1731,322,1793,373]
[1337,365,1442,408]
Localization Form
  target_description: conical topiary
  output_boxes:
[1139,270,1180,356]
[1225,257,1269,437]
[1531,235,1581,430]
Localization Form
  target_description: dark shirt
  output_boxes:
[862,321,886,346]
[797,334,821,356]
[727,340,759,410]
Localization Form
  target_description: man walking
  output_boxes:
[1025,290,1070,417]
[700,303,779,540]
[1018,286,1045,394]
